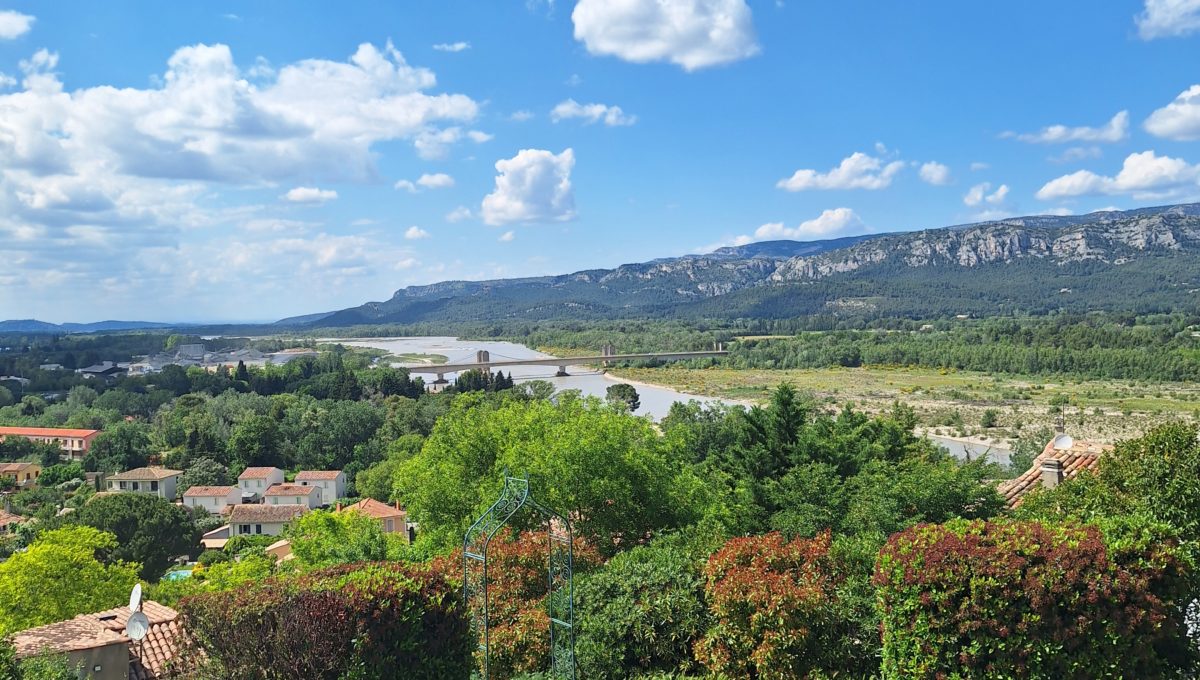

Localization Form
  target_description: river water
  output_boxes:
[334,337,1014,463]
[335,337,729,420]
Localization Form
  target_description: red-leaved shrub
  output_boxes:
[694,531,851,680]
[874,518,1194,679]
[179,561,471,679]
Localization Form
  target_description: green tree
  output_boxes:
[284,509,398,568]
[35,463,84,487]
[177,457,230,494]
[226,415,284,469]
[67,494,198,581]
[0,526,139,636]
[82,422,151,473]
[605,383,640,412]
[233,361,250,383]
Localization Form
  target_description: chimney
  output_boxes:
[335,502,342,512]
[395,501,403,511]
[1040,459,1064,489]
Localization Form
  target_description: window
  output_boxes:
[255,524,262,534]
[386,519,394,532]
[132,482,139,491]
[257,480,263,488]
[239,524,250,535]
[119,481,127,490]
[150,481,159,492]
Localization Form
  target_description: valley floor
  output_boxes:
[608,365,1200,444]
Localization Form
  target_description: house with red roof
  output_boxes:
[294,470,346,506]
[182,485,241,514]
[0,426,100,461]
[997,436,1113,508]
[236,466,284,502]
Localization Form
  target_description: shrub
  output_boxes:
[576,538,708,678]
[695,531,855,679]
[874,518,1195,679]
[180,561,472,680]
[196,549,230,567]
[431,529,602,680]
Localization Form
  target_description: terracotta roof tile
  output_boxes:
[295,470,342,481]
[0,426,100,439]
[108,467,182,481]
[182,485,237,497]
[238,467,282,480]
[0,509,26,529]
[341,498,406,520]
[229,504,307,524]
[997,438,1111,508]
[264,484,320,497]
[11,616,125,656]
[0,462,38,474]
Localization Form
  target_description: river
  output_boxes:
[333,337,1014,463]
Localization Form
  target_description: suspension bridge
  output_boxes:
[400,344,727,384]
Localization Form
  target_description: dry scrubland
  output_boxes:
[609,365,1200,444]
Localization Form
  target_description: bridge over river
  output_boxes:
[403,345,727,384]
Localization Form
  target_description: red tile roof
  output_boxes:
[238,466,281,480]
[0,509,26,530]
[0,426,100,439]
[11,616,126,656]
[997,438,1112,508]
[229,504,307,524]
[341,498,405,520]
[264,484,320,497]
[182,485,237,498]
[108,467,182,481]
[295,470,342,481]
[0,462,38,474]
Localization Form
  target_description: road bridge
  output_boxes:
[404,345,727,384]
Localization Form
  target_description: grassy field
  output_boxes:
[609,365,1200,444]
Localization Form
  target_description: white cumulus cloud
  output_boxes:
[1004,111,1129,144]
[963,182,1009,207]
[418,173,455,189]
[284,187,337,203]
[752,208,865,240]
[481,148,577,226]
[777,152,904,191]
[446,206,473,223]
[1137,0,1200,39]
[919,161,952,186]
[1145,84,1200,140]
[432,41,470,52]
[572,0,759,72]
[0,10,34,39]
[1036,150,1200,200]
[550,99,636,126]
[404,226,431,239]
[499,230,515,242]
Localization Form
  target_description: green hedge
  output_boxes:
[180,562,472,679]
[874,518,1194,679]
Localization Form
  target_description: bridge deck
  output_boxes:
[402,351,727,374]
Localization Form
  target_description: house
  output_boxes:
[229,503,306,537]
[265,538,294,563]
[339,498,409,541]
[106,467,183,501]
[10,600,193,680]
[997,436,1113,508]
[0,426,101,461]
[295,470,346,505]
[77,361,128,380]
[199,524,230,551]
[0,461,41,489]
[237,466,285,502]
[182,485,241,514]
[39,363,64,371]
[0,509,26,533]
[263,483,322,509]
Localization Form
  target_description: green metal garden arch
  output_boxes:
[463,474,575,679]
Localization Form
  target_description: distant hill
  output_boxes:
[307,203,1200,326]
[0,319,177,334]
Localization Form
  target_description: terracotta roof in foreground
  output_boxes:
[11,616,126,656]
[997,438,1112,508]
[229,504,307,524]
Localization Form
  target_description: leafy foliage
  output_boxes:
[0,526,139,636]
[874,518,1196,679]
[284,509,407,568]
[64,493,198,581]
[181,562,472,680]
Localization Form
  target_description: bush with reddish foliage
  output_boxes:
[179,561,472,680]
[432,528,602,680]
[874,518,1195,679]
[694,531,857,679]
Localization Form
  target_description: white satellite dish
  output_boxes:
[1051,433,1075,451]
[126,611,149,642]
[128,583,143,613]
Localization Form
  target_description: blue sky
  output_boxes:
[1,0,1199,322]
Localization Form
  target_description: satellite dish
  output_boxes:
[128,583,143,613]
[126,611,149,642]
[1052,434,1075,451]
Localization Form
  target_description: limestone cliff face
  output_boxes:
[769,214,1200,283]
